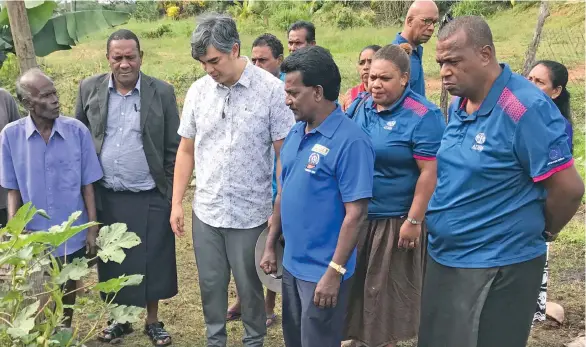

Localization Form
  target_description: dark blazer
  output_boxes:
[75,73,180,202]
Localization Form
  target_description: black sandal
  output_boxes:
[144,321,172,346]
[97,320,134,344]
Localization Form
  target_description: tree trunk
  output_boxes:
[440,86,449,123]
[6,0,38,73]
[521,1,550,77]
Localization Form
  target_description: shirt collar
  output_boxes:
[216,57,253,89]
[25,115,66,140]
[365,86,412,114]
[310,106,345,139]
[475,63,512,116]
[394,32,423,56]
[108,72,142,95]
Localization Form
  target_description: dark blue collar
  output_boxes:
[477,63,512,116]
[457,63,512,121]
[394,32,423,57]
[301,106,344,139]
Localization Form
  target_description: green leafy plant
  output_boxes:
[0,203,144,347]
[450,0,511,17]
[0,0,131,60]
[144,24,173,39]
[133,0,160,22]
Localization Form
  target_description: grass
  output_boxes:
[4,2,584,346]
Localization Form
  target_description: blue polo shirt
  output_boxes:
[393,33,425,96]
[348,88,445,219]
[280,107,375,283]
[426,64,573,268]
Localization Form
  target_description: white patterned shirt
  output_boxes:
[178,58,295,229]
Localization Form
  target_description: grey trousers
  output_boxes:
[192,213,267,347]
[282,268,351,347]
[418,254,546,347]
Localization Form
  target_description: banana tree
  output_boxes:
[0,0,130,67]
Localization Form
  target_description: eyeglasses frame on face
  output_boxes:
[420,17,438,27]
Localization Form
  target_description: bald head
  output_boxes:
[15,68,53,102]
[403,0,439,45]
[407,0,439,19]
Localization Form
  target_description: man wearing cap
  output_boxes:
[260,46,375,347]
[419,16,584,347]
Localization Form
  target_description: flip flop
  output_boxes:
[266,313,278,328]
[226,310,241,322]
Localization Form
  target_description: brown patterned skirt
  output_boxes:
[344,217,427,347]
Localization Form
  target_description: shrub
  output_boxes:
[270,4,312,31]
[0,204,143,346]
[133,0,160,22]
[370,0,410,25]
[451,0,511,17]
[0,53,19,96]
[166,5,181,20]
[315,3,374,30]
[144,24,173,39]
[181,0,207,17]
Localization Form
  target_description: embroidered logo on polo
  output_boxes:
[311,144,330,156]
[305,152,320,173]
[472,132,486,152]
[547,146,565,166]
[384,120,396,130]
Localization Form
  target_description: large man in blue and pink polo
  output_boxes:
[418,16,584,347]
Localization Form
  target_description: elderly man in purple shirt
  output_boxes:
[0,68,103,328]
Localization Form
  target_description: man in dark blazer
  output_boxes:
[75,29,179,346]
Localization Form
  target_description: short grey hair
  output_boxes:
[15,68,51,103]
[191,13,241,60]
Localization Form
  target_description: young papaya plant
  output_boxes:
[0,203,144,347]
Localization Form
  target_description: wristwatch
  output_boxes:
[329,261,346,276]
[406,217,422,225]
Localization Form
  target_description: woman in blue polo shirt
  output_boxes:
[343,44,445,347]
[528,60,573,324]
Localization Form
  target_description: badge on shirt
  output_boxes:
[384,120,396,131]
[472,132,486,152]
[311,144,330,156]
[305,152,320,174]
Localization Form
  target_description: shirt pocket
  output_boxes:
[58,158,81,191]
[56,147,82,191]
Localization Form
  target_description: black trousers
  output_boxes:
[418,254,546,347]
[0,208,7,228]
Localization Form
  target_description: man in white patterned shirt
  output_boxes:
[170,13,295,347]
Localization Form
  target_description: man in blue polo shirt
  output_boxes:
[418,16,584,347]
[260,46,375,347]
[392,0,439,96]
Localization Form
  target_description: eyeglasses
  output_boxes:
[420,17,438,27]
